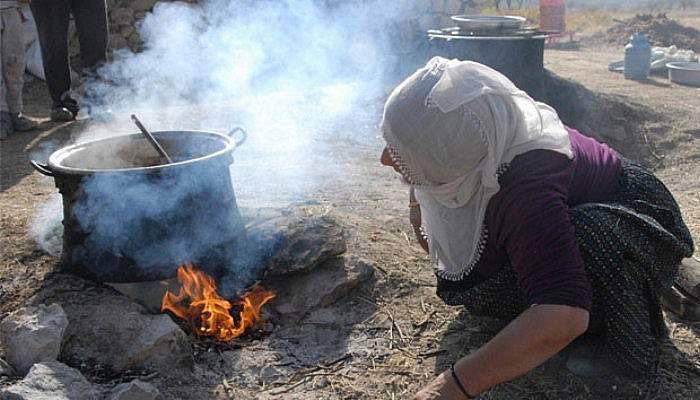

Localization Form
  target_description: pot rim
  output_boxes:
[47,130,237,176]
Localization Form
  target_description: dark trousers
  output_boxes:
[30,0,108,107]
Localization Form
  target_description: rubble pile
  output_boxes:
[607,13,700,52]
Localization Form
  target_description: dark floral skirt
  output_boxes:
[435,159,694,376]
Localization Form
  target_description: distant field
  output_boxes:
[480,6,700,37]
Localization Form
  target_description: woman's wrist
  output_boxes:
[450,362,476,399]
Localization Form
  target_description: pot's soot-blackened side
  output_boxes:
[47,131,258,285]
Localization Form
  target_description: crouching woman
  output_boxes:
[379,57,694,399]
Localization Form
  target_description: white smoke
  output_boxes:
[30,0,423,284]
[78,0,418,202]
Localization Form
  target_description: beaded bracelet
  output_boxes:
[450,363,474,399]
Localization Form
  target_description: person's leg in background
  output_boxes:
[0,6,38,136]
[0,7,11,139]
[71,0,109,116]
[29,0,78,121]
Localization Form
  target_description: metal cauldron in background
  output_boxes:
[30,128,248,283]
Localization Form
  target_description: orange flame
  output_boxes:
[161,264,275,342]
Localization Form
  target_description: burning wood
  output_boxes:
[161,264,275,342]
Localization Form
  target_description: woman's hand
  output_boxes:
[414,370,470,400]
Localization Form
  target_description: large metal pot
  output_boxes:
[31,128,248,283]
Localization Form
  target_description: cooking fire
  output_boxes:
[161,264,275,342]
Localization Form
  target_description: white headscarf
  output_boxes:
[382,57,573,280]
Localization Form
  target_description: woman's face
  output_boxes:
[381,147,414,185]
[380,147,401,174]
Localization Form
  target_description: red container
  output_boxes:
[540,0,566,33]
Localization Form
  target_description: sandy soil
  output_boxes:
[1,40,699,400]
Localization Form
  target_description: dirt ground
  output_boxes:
[2,18,700,400]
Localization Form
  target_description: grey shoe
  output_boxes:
[0,112,13,140]
[50,95,80,122]
[50,106,76,122]
[11,113,39,132]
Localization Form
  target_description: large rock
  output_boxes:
[108,379,161,400]
[244,209,348,278]
[0,361,100,400]
[271,256,375,318]
[62,304,191,373]
[32,275,192,374]
[0,303,68,375]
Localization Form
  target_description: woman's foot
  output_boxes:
[661,257,700,321]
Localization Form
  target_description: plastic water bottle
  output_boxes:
[624,33,651,80]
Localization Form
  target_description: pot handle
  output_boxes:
[30,160,54,177]
[227,127,247,149]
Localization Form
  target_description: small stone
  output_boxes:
[0,303,68,375]
[108,379,161,400]
[110,8,134,27]
[128,32,144,51]
[315,376,330,389]
[258,365,282,384]
[0,361,100,400]
[120,25,135,39]
[0,358,16,377]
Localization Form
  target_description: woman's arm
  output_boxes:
[409,187,429,253]
[415,304,589,399]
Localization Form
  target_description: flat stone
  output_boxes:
[0,303,68,375]
[270,256,374,318]
[32,275,192,374]
[107,279,179,314]
[0,361,100,400]
[244,209,347,279]
[108,379,161,400]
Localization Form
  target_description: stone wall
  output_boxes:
[68,0,480,56]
